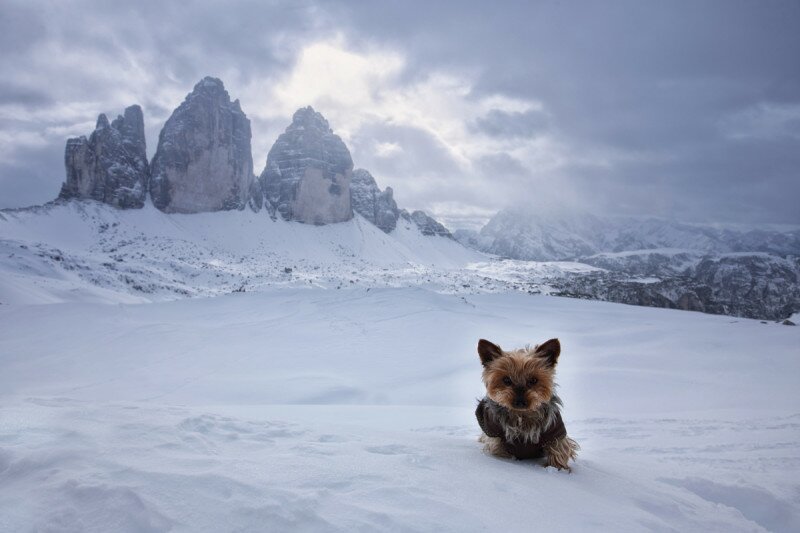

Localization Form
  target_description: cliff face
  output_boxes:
[150,77,253,213]
[259,107,353,225]
[59,105,149,209]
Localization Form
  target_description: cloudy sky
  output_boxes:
[1,0,798,228]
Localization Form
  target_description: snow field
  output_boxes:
[1,289,798,531]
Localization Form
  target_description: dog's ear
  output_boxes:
[534,338,561,367]
[478,339,504,366]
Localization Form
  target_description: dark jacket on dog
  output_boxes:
[475,398,567,459]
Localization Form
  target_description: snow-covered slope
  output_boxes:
[1,201,798,530]
[0,200,489,305]
[1,289,798,531]
[3,201,798,320]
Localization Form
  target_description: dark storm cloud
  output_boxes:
[0,82,53,107]
[472,110,549,139]
[1,0,798,225]
[327,0,800,224]
[348,122,462,186]
[475,153,529,177]
[0,141,64,208]
[0,2,46,54]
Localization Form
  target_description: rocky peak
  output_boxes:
[350,168,399,233]
[59,104,148,209]
[149,77,253,213]
[289,106,332,133]
[112,106,147,159]
[258,106,353,225]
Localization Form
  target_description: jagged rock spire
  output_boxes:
[258,106,353,225]
[350,169,400,233]
[150,76,253,213]
[59,105,149,209]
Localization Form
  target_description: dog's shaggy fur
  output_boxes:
[477,338,579,470]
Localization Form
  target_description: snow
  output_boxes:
[585,248,696,258]
[0,201,581,306]
[1,202,799,531]
[1,287,799,531]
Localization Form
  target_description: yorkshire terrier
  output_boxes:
[475,338,579,470]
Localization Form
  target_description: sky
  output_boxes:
[1,0,798,229]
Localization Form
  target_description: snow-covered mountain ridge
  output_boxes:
[454,209,800,320]
[455,208,800,261]
[0,200,585,306]
[2,201,799,320]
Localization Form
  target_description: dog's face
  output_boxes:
[478,338,560,412]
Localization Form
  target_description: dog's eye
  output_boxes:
[502,377,513,386]
[527,377,538,386]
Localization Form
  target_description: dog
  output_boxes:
[475,338,579,470]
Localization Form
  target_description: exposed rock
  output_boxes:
[581,250,700,278]
[150,77,253,213]
[548,253,800,321]
[401,209,453,238]
[783,319,796,326]
[59,105,148,209]
[247,180,263,212]
[350,169,399,233]
[259,106,353,225]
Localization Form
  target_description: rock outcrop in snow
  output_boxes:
[150,77,253,213]
[350,169,399,233]
[258,107,353,225]
[59,105,148,209]
[552,251,800,321]
[402,210,453,238]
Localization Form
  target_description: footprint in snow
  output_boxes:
[364,444,435,467]
[365,444,419,456]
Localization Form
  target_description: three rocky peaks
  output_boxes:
[59,77,450,236]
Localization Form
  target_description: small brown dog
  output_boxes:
[475,338,579,470]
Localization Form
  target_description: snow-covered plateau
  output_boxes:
[1,201,799,531]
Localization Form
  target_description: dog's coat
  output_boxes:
[475,396,567,459]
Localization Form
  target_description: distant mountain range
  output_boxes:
[454,208,800,261]
[454,208,800,321]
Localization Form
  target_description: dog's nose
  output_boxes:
[513,398,527,408]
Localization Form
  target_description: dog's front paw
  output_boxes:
[544,436,579,471]
[479,433,513,458]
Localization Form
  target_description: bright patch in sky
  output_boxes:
[242,37,565,225]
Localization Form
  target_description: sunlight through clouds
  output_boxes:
[241,36,562,226]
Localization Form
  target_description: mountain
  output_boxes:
[0,201,480,306]
[149,77,253,213]
[59,105,148,209]
[18,76,800,320]
[552,250,800,320]
[50,77,456,237]
[350,168,400,233]
[451,208,800,320]
[460,208,800,260]
[257,106,353,224]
